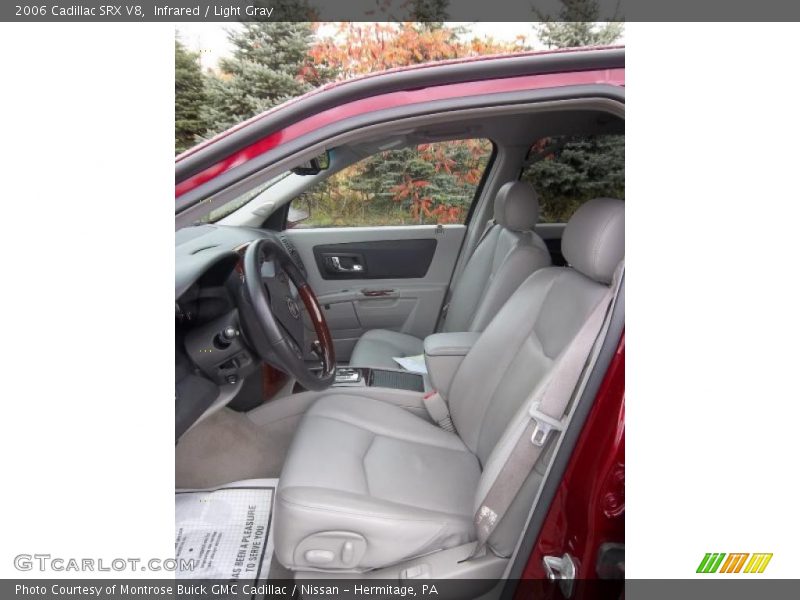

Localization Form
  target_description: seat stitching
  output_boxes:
[278,491,472,524]
[470,242,547,331]
[403,522,460,562]
[361,433,376,496]
[466,230,505,328]
[532,270,567,360]
[471,271,561,457]
[309,413,470,453]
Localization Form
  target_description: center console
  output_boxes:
[422,331,481,400]
[333,366,426,392]
[334,331,482,395]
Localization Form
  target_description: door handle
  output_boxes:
[328,256,364,273]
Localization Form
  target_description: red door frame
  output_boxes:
[175,68,625,200]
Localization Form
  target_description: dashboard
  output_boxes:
[175,224,306,440]
[176,224,305,300]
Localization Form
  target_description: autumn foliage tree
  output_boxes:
[301,23,522,224]
[306,22,526,81]
[177,15,624,226]
[296,139,493,227]
[365,140,493,225]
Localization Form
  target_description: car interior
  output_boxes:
[175,99,624,585]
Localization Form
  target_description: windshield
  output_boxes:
[198,172,291,224]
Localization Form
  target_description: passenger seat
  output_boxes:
[349,181,551,370]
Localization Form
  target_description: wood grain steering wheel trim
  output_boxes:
[297,283,335,379]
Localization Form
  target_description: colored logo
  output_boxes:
[696,553,772,574]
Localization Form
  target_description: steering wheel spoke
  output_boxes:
[276,320,303,357]
[238,237,335,391]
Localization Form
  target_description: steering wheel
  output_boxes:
[238,237,335,391]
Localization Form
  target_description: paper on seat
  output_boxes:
[393,354,427,374]
[175,478,277,581]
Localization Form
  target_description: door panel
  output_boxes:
[313,238,438,280]
[355,297,418,329]
[287,225,465,361]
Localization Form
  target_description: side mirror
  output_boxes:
[291,151,330,176]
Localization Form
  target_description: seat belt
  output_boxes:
[422,391,456,433]
[437,219,496,329]
[474,218,497,248]
[468,262,624,559]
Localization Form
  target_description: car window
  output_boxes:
[288,139,493,228]
[520,133,624,223]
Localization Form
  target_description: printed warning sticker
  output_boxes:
[175,479,277,581]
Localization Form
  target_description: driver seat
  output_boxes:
[273,198,624,572]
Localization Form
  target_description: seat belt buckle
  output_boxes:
[423,391,456,434]
[528,402,565,447]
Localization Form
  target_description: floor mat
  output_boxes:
[175,478,278,582]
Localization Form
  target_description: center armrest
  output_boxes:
[423,332,481,400]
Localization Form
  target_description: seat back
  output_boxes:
[441,181,551,333]
[448,197,625,555]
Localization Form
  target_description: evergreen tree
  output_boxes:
[410,0,449,25]
[174,37,207,154]
[536,0,623,49]
[521,134,624,222]
[522,1,625,222]
[202,22,316,135]
[303,140,492,227]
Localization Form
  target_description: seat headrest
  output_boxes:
[562,198,625,284]
[493,181,540,232]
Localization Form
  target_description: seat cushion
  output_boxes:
[274,393,481,571]
[348,329,424,370]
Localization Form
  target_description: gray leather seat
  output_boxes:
[275,198,624,572]
[349,181,551,370]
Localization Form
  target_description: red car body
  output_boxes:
[176,48,624,199]
[523,334,625,583]
[176,47,625,584]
